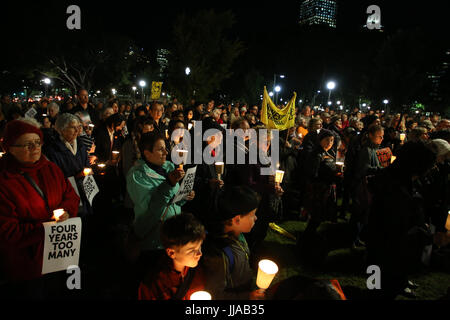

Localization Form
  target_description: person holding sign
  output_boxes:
[0,119,79,298]
[126,132,195,277]
[42,113,93,217]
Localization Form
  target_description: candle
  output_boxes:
[336,161,344,172]
[53,209,65,221]
[215,162,224,179]
[0,152,4,158]
[88,124,95,128]
[97,163,106,175]
[391,156,396,164]
[165,129,169,139]
[111,151,120,160]
[83,168,92,176]
[190,291,212,300]
[42,114,47,117]
[188,123,193,130]
[178,150,188,169]
[256,259,279,290]
[400,133,406,141]
[274,170,285,184]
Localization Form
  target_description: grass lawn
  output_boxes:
[252,213,450,300]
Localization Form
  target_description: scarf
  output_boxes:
[61,135,77,156]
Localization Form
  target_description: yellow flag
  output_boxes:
[261,86,296,130]
[151,81,163,100]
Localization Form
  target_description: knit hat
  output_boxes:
[429,139,450,159]
[318,129,335,141]
[2,120,43,150]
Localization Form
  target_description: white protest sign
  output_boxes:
[24,108,37,119]
[171,166,197,204]
[42,217,82,274]
[82,175,99,206]
[220,124,227,130]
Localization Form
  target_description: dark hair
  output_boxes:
[367,124,384,136]
[135,105,148,117]
[160,213,206,249]
[105,113,125,128]
[217,185,260,222]
[138,131,165,155]
[134,116,155,136]
[168,119,185,136]
[395,141,436,176]
[171,110,184,120]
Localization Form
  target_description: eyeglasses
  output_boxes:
[11,139,43,150]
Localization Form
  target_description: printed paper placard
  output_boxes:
[42,217,82,274]
[171,166,197,204]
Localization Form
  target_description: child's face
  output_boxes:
[236,209,258,233]
[168,240,203,269]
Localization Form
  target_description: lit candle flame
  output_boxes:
[190,291,212,300]
[256,259,279,290]
[53,209,65,221]
[83,168,92,176]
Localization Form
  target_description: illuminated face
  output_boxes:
[61,120,81,143]
[151,104,164,121]
[78,90,89,105]
[8,133,42,164]
[143,139,167,166]
[234,209,258,234]
[369,129,384,146]
[42,117,52,128]
[187,110,193,120]
[320,136,334,152]
[167,240,203,270]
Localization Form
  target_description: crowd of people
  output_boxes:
[0,89,449,300]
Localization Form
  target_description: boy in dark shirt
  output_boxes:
[138,212,206,300]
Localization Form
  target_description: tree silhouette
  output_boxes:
[167,9,244,103]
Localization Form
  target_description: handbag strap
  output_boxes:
[21,172,50,213]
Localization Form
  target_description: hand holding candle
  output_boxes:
[178,150,188,169]
[274,170,284,184]
[83,168,93,176]
[400,133,406,142]
[52,209,68,222]
[256,259,279,291]
[111,151,120,161]
[215,161,224,180]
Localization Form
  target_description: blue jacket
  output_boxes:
[126,159,186,251]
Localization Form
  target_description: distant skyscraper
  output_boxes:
[299,0,337,28]
[156,48,170,78]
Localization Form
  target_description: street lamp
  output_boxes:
[185,67,191,76]
[43,78,51,97]
[273,74,285,104]
[383,99,389,113]
[269,91,274,97]
[132,86,137,100]
[274,85,281,105]
[139,80,146,103]
[112,88,117,95]
[326,81,336,104]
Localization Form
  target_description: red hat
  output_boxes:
[2,120,43,151]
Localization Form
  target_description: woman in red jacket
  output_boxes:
[0,119,80,299]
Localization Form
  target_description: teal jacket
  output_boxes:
[126,159,185,251]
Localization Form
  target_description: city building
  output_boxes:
[299,0,337,28]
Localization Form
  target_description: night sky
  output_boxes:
[2,0,449,47]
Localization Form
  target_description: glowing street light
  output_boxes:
[43,78,51,96]
[326,81,336,103]
[112,88,117,95]
[185,67,191,76]
[132,86,137,100]
[139,80,146,102]
[269,91,274,97]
